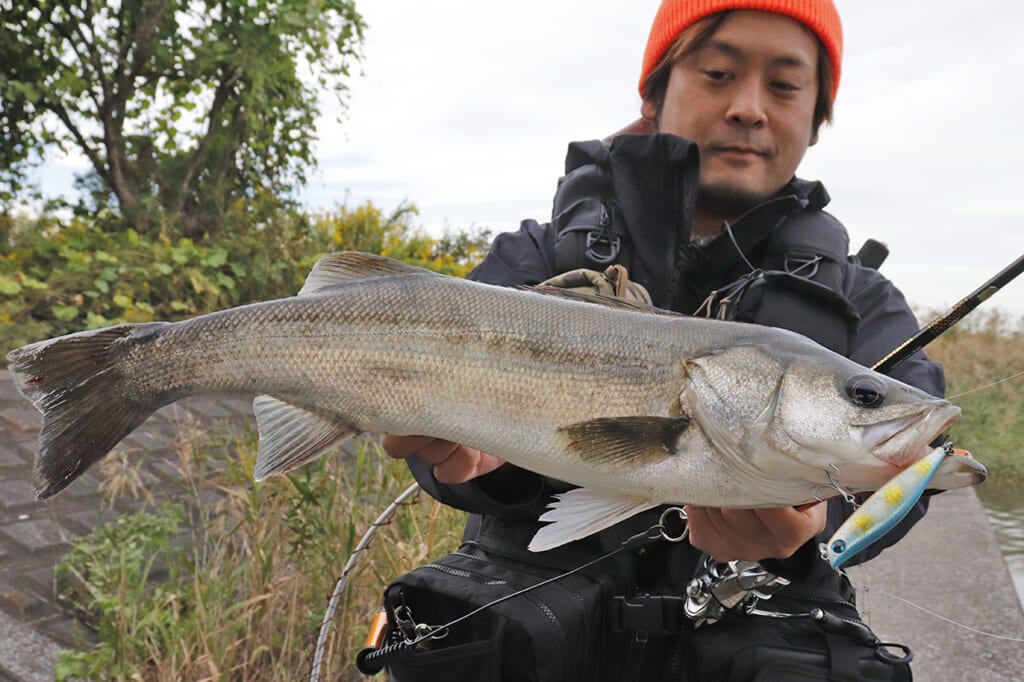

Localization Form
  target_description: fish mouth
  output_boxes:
[860,402,961,468]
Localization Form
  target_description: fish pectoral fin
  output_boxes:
[252,396,360,480]
[559,415,692,466]
[529,488,658,552]
[298,252,432,295]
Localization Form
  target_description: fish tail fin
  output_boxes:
[6,323,170,499]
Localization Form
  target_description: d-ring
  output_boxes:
[658,506,689,542]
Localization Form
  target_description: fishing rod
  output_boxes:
[872,252,1024,374]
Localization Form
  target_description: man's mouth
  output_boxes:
[713,144,767,158]
[705,142,773,166]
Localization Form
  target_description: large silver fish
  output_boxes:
[6,252,985,551]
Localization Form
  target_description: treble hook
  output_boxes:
[812,466,859,508]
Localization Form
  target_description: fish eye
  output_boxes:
[831,539,847,554]
[845,375,887,408]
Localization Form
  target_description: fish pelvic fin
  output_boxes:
[298,252,433,296]
[558,415,692,466]
[252,396,360,480]
[6,323,171,499]
[529,488,658,552]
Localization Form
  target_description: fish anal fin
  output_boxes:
[298,252,431,296]
[252,396,360,479]
[529,488,657,551]
[559,415,692,466]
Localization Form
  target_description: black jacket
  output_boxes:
[408,133,945,593]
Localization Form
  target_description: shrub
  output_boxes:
[0,200,490,355]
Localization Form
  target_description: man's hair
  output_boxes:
[639,11,836,133]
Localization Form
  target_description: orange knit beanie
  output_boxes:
[639,0,843,100]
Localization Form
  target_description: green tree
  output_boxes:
[0,0,365,237]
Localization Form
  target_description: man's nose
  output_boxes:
[725,78,766,128]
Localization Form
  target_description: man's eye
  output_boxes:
[703,70,732,81]
[772,81,800,92]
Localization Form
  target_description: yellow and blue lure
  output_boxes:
[822,444,961,569]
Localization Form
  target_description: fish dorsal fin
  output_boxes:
[529,488,658,551]
[252,396,360,480]
[558,415,692,466]
[524,285,685,317]
[298,252,432,296]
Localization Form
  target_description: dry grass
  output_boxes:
[924,309,1024,489]
[57,428,466,681]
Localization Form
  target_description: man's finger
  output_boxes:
[381,434,436,459]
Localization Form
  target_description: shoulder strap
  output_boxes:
[760,209,849,291]
[716,209,861,355]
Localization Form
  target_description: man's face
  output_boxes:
[643,11,820,216]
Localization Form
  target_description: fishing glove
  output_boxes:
[541,265,653,304]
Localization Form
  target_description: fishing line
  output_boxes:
[947,369,1024,400]
[722,220,758,274]
[855,582,1024,643]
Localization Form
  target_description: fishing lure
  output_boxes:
[823,443,963,569]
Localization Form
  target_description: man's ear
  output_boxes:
[809,130,819,147]
[641,100,659,129]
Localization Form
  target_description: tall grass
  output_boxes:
[55,425,466,681]
[925,310,1024,489]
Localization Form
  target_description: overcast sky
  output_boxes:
[39,0,1024,320]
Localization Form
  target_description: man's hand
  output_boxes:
[382,435,505,484]
[685,503,827,562]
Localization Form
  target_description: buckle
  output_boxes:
[609,595,686,634]
[585,231,621,264]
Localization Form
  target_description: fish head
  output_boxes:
[681,331,975,496]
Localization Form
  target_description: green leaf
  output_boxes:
[51,304,80,321]
[0,276,23,295]
[94,279,110,294]
[21,276,50,290]
[215,272,235,290]
[112,294,132,308]
[205,248,228,268]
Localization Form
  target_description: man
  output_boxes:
[382,1,938,679]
